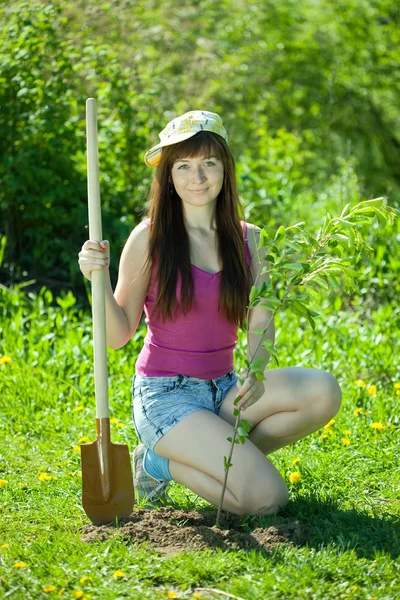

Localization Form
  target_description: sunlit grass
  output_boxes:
[0,284,399,599]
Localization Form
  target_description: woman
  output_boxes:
[78,110,342,516]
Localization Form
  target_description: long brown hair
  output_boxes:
[141,131,252,328]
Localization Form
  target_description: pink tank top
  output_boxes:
[135,219,252,379]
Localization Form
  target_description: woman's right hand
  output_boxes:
[78,240,110,282]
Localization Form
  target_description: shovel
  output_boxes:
[80,98,134,524]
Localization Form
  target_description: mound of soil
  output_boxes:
[80,507,307,555]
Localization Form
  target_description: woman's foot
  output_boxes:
[133,444,172,508]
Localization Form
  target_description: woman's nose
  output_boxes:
[191,167,206,183]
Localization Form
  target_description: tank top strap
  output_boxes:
[240,220,252,267]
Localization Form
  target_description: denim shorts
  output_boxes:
[131,369,239,451]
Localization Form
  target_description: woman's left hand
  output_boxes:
[236,369,264,412]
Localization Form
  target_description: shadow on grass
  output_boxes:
[261,496,400,560]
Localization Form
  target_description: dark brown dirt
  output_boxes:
[80,507,307,555]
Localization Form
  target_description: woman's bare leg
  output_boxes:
[154,410,289,516]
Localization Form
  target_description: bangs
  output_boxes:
[164,131,226,166]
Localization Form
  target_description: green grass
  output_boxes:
[0,283,399,600]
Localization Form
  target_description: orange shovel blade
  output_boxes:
[81,440,134,524]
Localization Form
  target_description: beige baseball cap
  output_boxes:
[144,110,228,167]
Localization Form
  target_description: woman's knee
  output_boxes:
[311,371,342,422]
[236,470,290,516]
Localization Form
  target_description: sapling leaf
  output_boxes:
[274,225,285,242]
[233,408,240,416]
[241,420,252,433]
[224,457,233,469]
[281,263,304,271]
[249,285,259,303]
[251,357,266,369]
[254,370,265,380]
[237,426,248,438]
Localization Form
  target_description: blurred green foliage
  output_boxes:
[0,0,399,307]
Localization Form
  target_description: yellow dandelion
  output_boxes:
[0,356,12,364]
[116,423,125,428]
[354,379,366,388]
[0,544,10,549]
[371,422,383,431]
[39,473,56,481]
[14,561,27,568]
[354,407,363,416]
[43,585,57,592]
[73,406,84,412]
[292,457,301,464]
[57,590,65,596]
[110,417,118,424]
[193,595,202,600]
[80,576,92,584]
[344,429,351,435]
[73,592,84,599]
[168,593,178,599]
[72,445,81,453]
[394,383,400,389]
[25,537,31,542]
[78,437,89,443]
[113,570,125,578]
[396,390,400,396]
[324,419,335,429]
[367,385,377,395]
[78,471,82,478]
[342,437,350,446]
[289,472,301,484]
[18,482,28,487]
[0,479,8,485]
[320,433,328,439]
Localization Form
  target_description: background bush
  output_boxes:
[0,0,399,309]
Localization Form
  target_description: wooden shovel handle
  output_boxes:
[86,98,109,419]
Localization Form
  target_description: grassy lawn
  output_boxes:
[0,284,399,599]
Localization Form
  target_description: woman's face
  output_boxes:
[170,154,224,207]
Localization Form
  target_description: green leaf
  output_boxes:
[281,263,304,271]
[237,426,248,437]
[274,225,286,242]
[224,457,233,469]
[251,357,266,369]
[254,371,265,381]
[249,285,259,304]
[241,420,252,432]
[290,300,309,316]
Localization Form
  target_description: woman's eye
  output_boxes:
[177,161,215,169]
